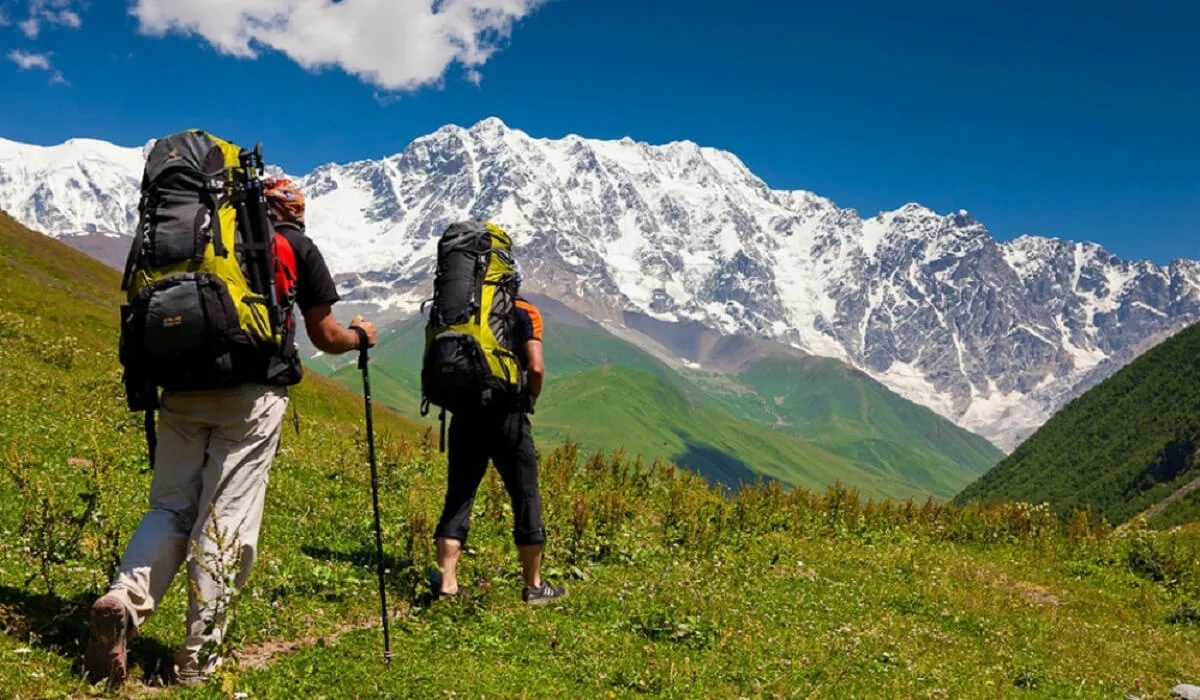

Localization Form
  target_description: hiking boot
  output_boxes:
[175,667,210,686]
[521,581,567,605]
[175,652,222,686]
[84,595,130,687]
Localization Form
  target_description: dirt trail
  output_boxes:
[112,615,384,696]
[234,615,380,670]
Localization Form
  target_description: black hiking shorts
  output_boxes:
[434,409,545,546]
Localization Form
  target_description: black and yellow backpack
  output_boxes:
[420,221,525,441]
[119,129,287,414]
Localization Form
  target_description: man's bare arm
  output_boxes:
[303,303,377,354]
[524,338,544,402]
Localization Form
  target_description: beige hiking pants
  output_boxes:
[107,383,288,675]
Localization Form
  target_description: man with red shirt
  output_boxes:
[85,177,377,687]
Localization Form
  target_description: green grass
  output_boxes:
[174,521,1200,700]
[957,322,1200,524]
[320,308,1001,500]
[5,212,1200,699]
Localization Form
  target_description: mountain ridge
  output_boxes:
[3,119,1197,451]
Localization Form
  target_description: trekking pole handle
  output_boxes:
[353,326,370,371]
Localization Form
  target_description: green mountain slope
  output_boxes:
[696,355,1004,496]
[535,365,933,498]
[323,314,426,412]
[322,302,1000,498]
[955,322,1200,524]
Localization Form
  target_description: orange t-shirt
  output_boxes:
[513,298,543,343]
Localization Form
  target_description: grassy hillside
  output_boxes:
[535,365,935,499]
[956,322,1200,524]
[705,355,1004,495]
[323,307,1000,498]
[0,210,421,693]
[4,212,1200,697]
[320,314,427,413]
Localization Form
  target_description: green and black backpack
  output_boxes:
[420,221,525,438]
[119,129,288,415]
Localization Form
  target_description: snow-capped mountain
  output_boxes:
[2,120,1197,451]
[0,136,143,237]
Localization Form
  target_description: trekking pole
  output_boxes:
[355,327,392,665]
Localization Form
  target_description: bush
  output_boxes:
[3,450,98,596]
[1167,601,1200,626]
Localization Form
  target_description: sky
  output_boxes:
[0,0,1196,264]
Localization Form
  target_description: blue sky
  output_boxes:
[0,0,1196,264]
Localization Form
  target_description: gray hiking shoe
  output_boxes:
[175,653,223,686]
[84,595,131,687]
[176,668,210,686]
[174,646,223,687]
[521,581,567,605]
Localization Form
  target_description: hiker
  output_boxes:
[422,220,565,605]
[86,133,376,688]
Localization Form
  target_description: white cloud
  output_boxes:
[56,8,79,28]
[7,48,68,85]
[8,48,51,70]
[130,0,550,92]
[13,1,84,38]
